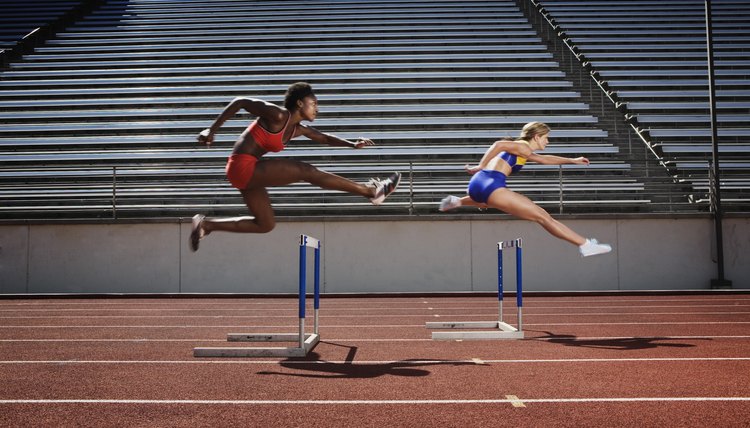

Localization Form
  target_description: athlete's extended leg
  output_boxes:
[189,159,400,251]
[487,188,586,246]
[252,159,400,204]
[252,159,374,197]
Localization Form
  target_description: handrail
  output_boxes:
[521,0,675,176]
[98,160,624,218]
[1,0,106,69]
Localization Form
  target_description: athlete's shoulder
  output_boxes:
[512,140,533,158]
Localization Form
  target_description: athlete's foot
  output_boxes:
[579,238,612,257]
[369,172,401,205]
[190,214,206,252]
[439,195,461,212]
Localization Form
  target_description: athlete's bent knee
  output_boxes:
[255,218,276,233]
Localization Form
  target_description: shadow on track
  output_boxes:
[257,341,477,378]
[530,330,706,350]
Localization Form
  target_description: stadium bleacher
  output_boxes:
[532,0,750,209]
[1,0,745,219]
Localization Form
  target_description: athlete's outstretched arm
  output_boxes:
[527,153,589,165]
[295,124,374,149]
[198,98,283,145]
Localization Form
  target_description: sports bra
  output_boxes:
[247,113,292,153]
[497,141,530,174]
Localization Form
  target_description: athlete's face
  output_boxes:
[534,132,550,150]
[298,95,319,122]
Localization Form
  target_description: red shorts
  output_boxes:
[225,154,258,189]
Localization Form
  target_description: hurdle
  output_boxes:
[426,238,524,340]
[194,234,322,357]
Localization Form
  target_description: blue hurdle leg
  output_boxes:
[497,244,504,324]
[299,243,306,348]
[516,244,523,331]
[314,245,321,334]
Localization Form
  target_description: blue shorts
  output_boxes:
[467,170,507,203]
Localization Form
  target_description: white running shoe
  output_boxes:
[579,238,612,257]
[369,172,401,205]
[189,214,205,252]
[439,195,461,212]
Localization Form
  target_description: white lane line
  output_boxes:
[1,310,749,317]
[4,305,748,314]
[2,335,750,343]
[2,321,750,329]
[0,397,749,405]
[0,325,427,329]
[531,335,750,340]
[0,338,433,343]
[3,303,749,311]
[534,322,750,326]
[0,357,749,365]
[2,298,748,307]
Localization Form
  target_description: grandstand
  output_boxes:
[0,0,748,220]
[528,0,750,210]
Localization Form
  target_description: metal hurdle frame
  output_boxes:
[426,238,524,340]
[194,234,322,357]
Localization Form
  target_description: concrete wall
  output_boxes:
[1,216,748,294]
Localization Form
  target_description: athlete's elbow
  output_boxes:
[230,97,250,106]
[488,141,504,153]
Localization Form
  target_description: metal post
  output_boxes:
[559,165,564,214]
[516,243,523,332]
[314,245,320,335]
[408,162,414,215]
[112,166,117,219]
[705,0,731,288]
[497,243,504,325]
[299,243,306,348]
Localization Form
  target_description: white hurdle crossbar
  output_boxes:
[426,238,524,340]
[194,234,322,357]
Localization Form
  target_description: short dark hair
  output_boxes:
[284,82,314,110]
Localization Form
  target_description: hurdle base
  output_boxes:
[193,333,320,358]
[426,321,524,340]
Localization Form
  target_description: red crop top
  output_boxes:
[247,113,292,153]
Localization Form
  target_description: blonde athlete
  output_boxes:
[439,122,612,257]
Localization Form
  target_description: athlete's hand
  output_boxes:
[572,157,590,165]
[197,128,214,146]
[353,138,375,149]
[464,164,482,175]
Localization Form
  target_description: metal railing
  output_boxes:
[5,159,741,221]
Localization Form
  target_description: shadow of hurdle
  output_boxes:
[257,341,477,379]
[530,330,706,350]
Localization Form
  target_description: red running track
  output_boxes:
[1,293,749,427]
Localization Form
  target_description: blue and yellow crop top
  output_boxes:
[497,141,530,174]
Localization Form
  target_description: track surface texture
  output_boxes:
[1,294,749,427]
